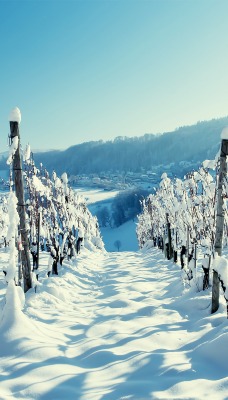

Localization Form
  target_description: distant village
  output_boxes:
[68,160,201,191]
[0,157,201,193]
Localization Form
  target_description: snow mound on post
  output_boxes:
[9,107,21,124]
[0,282,28,339]
[212,254,228,298]
[221,127,228,139]
[0,281,49,359]
[6,136,19,165]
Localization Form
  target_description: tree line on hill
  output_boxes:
[32,117,228,175]
[0,116,227,177]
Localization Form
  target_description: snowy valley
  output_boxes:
[0,109,227,400]
[0,178,228,399]
[2,0,228,398]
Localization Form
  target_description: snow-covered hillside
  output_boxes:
[0,247,227,399]
[75,187,139,252]
[100,220,138,252]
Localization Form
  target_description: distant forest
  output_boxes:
[1,117,228,176]
[33,117,227,175]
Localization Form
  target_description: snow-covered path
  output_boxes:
[0,248,227,400]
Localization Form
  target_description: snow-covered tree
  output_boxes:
[23,151,104,253]
[136,155,225,291]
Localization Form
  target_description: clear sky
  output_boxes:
[1,0,228,151]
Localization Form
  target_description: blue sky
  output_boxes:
[1,0,228,151]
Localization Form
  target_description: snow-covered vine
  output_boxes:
[136,155,225,291]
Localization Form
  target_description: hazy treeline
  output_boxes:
[32,117,227,175]
[0,117,226,176]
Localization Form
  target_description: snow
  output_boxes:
[6,136,19,165]
[74,187,138,251]
[213,254,228,298]
[75,187,119,205]
[221,127,228,140]
[161,172,168,180]
[9,107,21,124]
[5,191,19,281]
[75,187,134,250]
[32,175,49,196]
[202,159,216,170]
[61,172,68,185]
[23,144,31,162]
[100,220,138,252]
[0,247,227,399]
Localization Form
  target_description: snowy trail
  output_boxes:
[0,248,227,400]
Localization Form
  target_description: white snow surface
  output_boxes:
[0,247,227,400]
[76,187,119,205]
[74,188,138,251]
[6,136,19,165]
[100,220,138,252]
[23,144,31,162]
[9,107,21,124]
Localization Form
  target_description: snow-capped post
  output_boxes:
[9,108,32,293]
[211,129,228,314]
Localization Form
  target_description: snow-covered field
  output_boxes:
[76,187,118,224]
[100,220,138,252]
[75,187,119,205]
[0,247,227,399]
[75,187,139,252]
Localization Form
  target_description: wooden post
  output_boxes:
[37,212,40,269]
[9,113,32,293]
[212,137,228,313]
[18,247,22,285]
[194,242,197,271]
[166,213,173,260]
[186,226,189,269]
